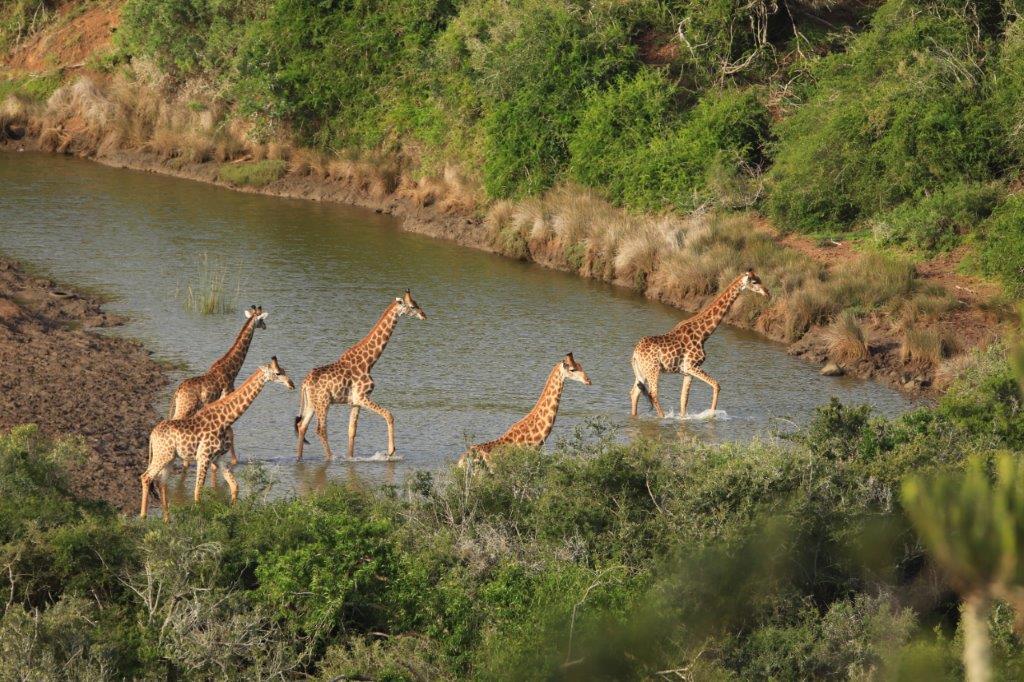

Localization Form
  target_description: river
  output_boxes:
[0,152,913,497]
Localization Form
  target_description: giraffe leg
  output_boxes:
[226,427,238,466]
[355,396,395,455]
[315,402,335,460]
[208,459,219,488]
[687,366,720,412]
[158,476,170,521]
[193,445,215,503]
[220,463,239,503]
[680,374,693,417]
[630,382,641,417]
[347,406,360,459]
[646,369,665,418]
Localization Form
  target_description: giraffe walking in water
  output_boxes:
[169,305,268,469]
[459,353,591,469]
[295,290,426,460]
[630,269,769,418]
[140,357,294,519]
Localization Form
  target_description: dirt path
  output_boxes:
[0,258,166,512]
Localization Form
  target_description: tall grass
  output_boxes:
[178,252,240,315]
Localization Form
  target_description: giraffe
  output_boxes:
[295,290,426,460]
[458,353,591,469]
[630,269,770,418]
[169,305,268,470]
[140,356,294,519]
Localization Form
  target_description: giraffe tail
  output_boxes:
[294,383,310,444]
[631,353,655,410]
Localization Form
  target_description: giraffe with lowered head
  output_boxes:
[459,353,591,469]
[295,290,426,460]
[630,269,769,418]
[169,305,268,469]
[140,356,295,519]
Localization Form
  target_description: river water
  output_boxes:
[0,152,913,497]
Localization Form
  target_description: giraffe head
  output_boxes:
[561,353,592,385]
[260,356,295,389]
[740,269,770,299]
[396,290,427,320]
[245,305,269,329]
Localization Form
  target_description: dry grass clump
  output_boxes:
[899,327,949,365]
[830,252,916,308]
[782,279,835,342]
[823,310,869,364]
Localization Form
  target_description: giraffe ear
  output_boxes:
[257,312,269,321]
[244,309,254,319]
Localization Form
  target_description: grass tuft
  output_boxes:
[178,253,240,315]
[823,310,869,365]
[217,160,287,188]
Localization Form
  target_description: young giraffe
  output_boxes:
[170,305,268,469]
[459,353,592,469]
[630,269,770,418]
[140,357,294,519]
[295,290,426,460]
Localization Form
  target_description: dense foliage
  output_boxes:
[3,350,1024,679]
[109,0,1024,293]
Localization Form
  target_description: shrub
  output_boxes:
[477,0,635,198]
[573,85,770,212]
[978,193,1024,296]
[872,181,1004,252]
[766,0,1003,232]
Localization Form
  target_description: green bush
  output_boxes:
[569,76,769,211]
[766,0,1004,232]
[475,0,635,198]
[872,181,1004,252]
[978,193,1024,296]
[217,159,286,187]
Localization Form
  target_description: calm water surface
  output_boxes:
[0,152,914,497]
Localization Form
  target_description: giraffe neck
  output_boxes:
[346,301,400,368]
[210,316,257,381]
[208,368,269,428]
[676,275,745,342]
[519,364,566,441]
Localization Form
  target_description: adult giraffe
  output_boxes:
[295,290,426,460]
[140,357,295,519]
[630,269,770,418]
[169,305,268,468]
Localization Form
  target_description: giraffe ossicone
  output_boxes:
[630,269,769,419]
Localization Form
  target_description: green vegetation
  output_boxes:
[5,348,1024,679]
[0,0,58,52]
[217,159,286,188]
[178,252,240,315]
[0,71,62,102]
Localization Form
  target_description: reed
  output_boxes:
[179,253,240,315]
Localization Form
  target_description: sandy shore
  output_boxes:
[0,257,167,511]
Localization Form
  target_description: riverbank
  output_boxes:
[2,126,1005,397]
[0,257,166,511]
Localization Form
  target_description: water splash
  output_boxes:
[352,452,405,462]
[664,409,730,422]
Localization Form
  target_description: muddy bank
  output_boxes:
[1,135,999,396]
[0,257,167,512]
